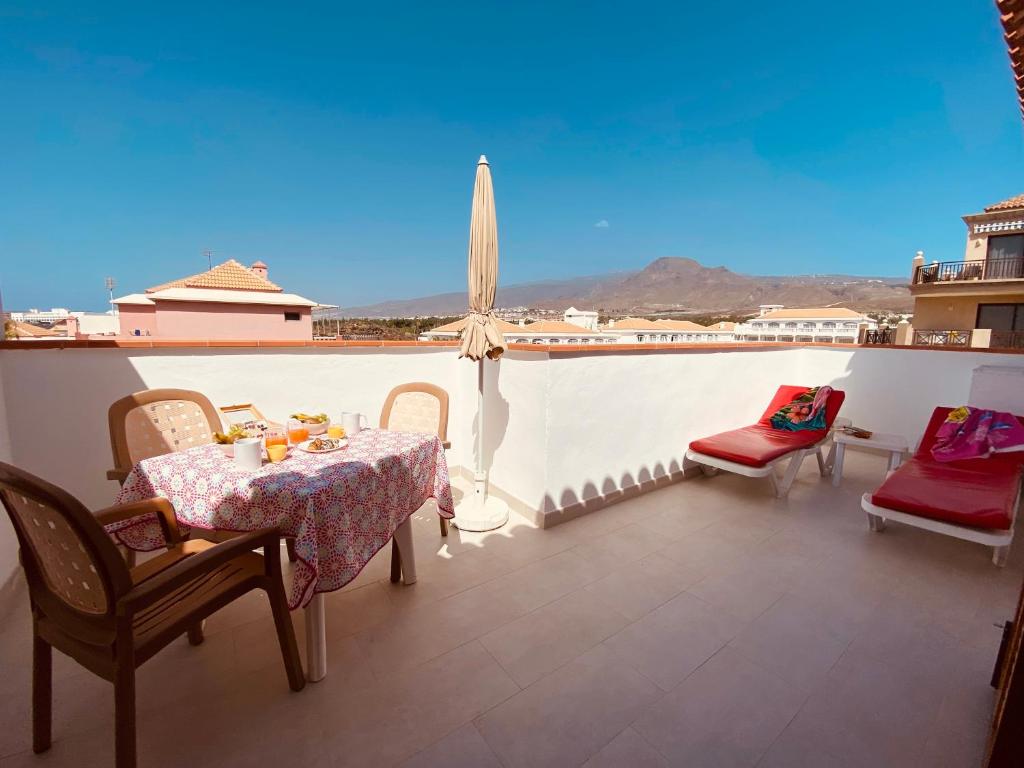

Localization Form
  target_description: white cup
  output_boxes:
[341,412,367,435]
[233,437,263,471]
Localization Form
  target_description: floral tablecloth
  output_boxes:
[111,429,453,608]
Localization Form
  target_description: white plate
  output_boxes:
[297,437,348,454]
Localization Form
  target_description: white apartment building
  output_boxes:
[9,307,73,324]
[563,306,599,331]
[733,306,875,343]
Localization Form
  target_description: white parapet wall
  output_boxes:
[2,341,1024,588]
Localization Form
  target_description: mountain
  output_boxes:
[333,257,911,317]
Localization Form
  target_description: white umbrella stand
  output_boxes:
[453,155,510,532]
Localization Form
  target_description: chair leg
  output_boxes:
[32,632,51,754]
[867,512,886,532]
[114,659,136,768]
[286,538,298,563]
[775,451,806,497]
[439,515,449,537]
[122,547,136,569]
[266,582,306,691]
[815,447,827,477]
[993,544,1010,567]
[187,623,205,646]
[390,538,402,583]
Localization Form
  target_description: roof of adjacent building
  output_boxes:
[429,316,520,334]
[605,317,666,331]
[147,259,282,293]
[984,193,1024,212]
[522,320,603,335]
[756,308,865,320]
[655,319,706,331]
[706,321,736,331]
[115,288,319,308]
[6,321,62,338]
[996,0,1024,117]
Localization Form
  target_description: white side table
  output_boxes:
[831,430,909,487]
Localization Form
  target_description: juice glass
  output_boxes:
[287,419,309,445]
[265,428,288,449]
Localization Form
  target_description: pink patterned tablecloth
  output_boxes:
[111,429,453,608]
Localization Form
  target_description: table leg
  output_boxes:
[831,443,846,488]
[888,450,903,471]
[304,593,327,683]
[394,516,417,585]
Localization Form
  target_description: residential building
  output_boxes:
[600,317,669,343]
[511,319,609,345]
[909,193,1024,348]
[112,259,327,340]
[419,315,521,341]
[563,306,599,331]
[733,306,873,343]
[8,308,73,325]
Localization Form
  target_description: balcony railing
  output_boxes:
[860,328,896,345]
[913,257,1024,285]
[913,329,973,347]
[991,330,1024,350]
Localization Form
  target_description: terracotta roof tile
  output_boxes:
[655,319,706,331]
[605,317,666,331]
[429,316,520,333]
[757,308,864,320]
[147,259,282,293]
[984,193,1024,212]
[521,320,602,334]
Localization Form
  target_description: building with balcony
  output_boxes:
[733,306,873,343]
[112,259,326,341]
[910,193,1024,349]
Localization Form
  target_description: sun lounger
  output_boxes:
[685,385,846,497]
[861,406,1024,566]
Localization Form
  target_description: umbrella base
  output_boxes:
[453,494,509,532]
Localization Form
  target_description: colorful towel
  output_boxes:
[770,386,834,431]
[931,406,1024,462]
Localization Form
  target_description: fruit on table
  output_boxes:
[290,412,329,423]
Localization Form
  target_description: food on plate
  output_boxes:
[290,412,329,424]
[306,437,340,452]
[214,421,269,444]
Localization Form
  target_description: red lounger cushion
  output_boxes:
[688,385,846,468]
[870,407,1024,531]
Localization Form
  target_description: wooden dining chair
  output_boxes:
[0,462,305,768]
[379,382,452,536]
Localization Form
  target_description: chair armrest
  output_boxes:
[116,527,282,614]
[94,497,182,546]
[442,440,451,450]
[106,468,130,483]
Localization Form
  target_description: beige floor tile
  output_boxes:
[583,551,702,622]
[728,593,851,692]
[475,644,663,768]
[398,723,503,768]
[480,588,630,687]
[686,564,787,622]
[603,591,745,691]
[633,647,807,768]
[582,727,668,768]
[569,523,676,573]
[378,640,520,748]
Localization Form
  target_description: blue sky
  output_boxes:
[1,1,1022,311]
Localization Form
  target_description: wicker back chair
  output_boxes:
[107,388,223,484]
[379,382,451,536]
[0,462,304,768]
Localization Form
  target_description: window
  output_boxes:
[977,303,1024,331]
[284,312,301,321]
[821,322,836,329]
[987,234,1024,261]
[784,322,797,329]
[767,322,779,328]
[636,335,645,343]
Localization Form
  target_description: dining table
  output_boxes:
[109,428,454,682]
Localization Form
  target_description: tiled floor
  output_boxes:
[0,451,1019,767]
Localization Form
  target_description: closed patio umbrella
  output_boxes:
[454,155,510,531]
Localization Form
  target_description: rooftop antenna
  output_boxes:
[204,249,213,270]
[105,277,116,313]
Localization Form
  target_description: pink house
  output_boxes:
[113,260,324,340]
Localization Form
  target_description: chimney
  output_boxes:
[251,260,269,280]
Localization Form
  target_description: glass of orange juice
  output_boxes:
[265,428,288,449]
[287,418,309,445]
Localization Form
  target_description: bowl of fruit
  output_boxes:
[213,422,268,456]
[289,412,330,436]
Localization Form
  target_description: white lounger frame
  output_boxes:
[861,487,1018,567]
[685,434,834,499]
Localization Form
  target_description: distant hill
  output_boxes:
[332,257,911,317]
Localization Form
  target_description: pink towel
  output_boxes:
[931,406,1024,462]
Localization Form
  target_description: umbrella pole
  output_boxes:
[453,356,510,532]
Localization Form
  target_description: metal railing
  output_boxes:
[991,330,1024,350]
[860,328,896,345]
[913,257,1024,284]
[913,329,973,347]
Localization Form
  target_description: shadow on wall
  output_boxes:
[472,357,509,473]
